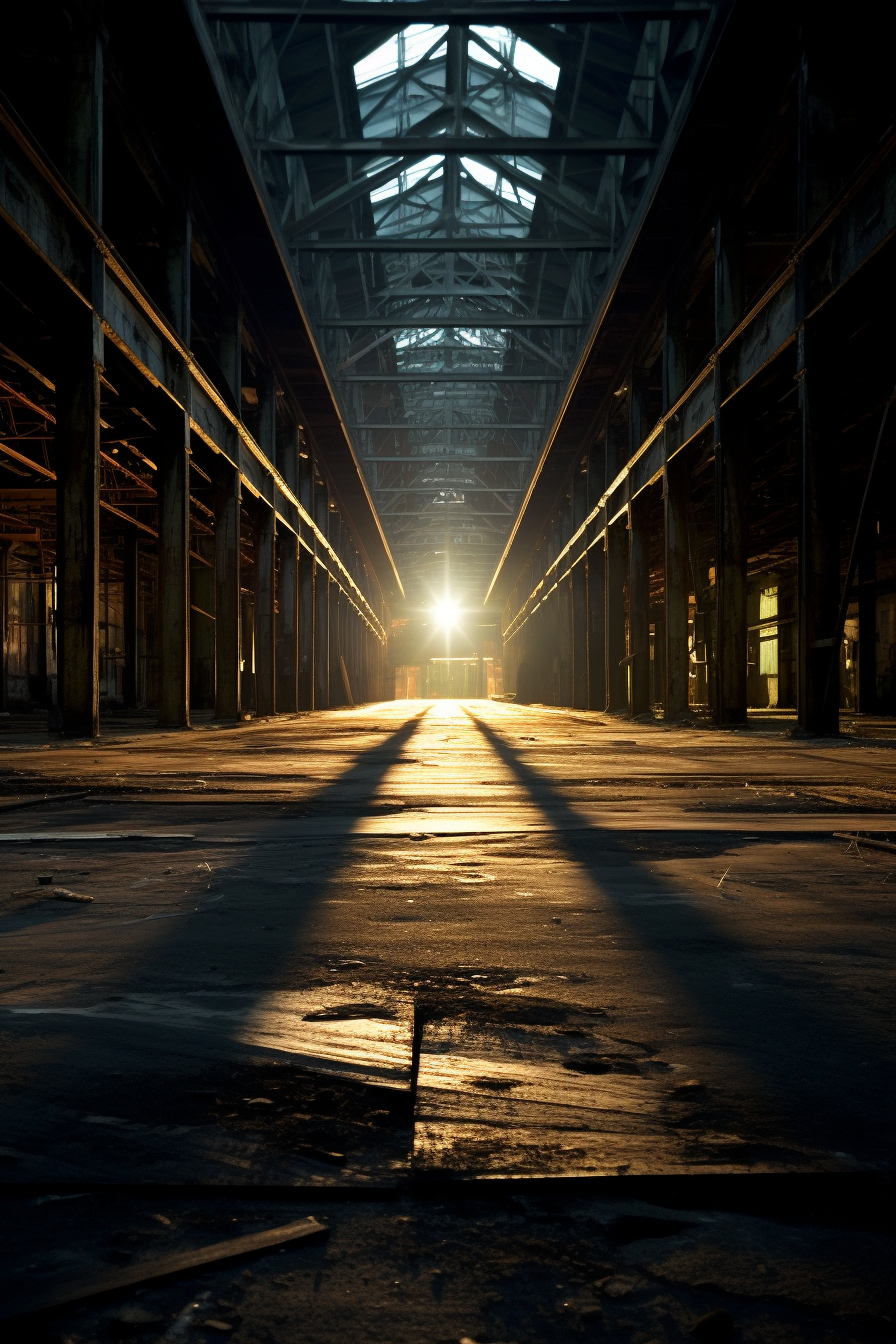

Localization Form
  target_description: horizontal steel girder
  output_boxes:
[381,510,513,516]
[351,423,544,429]
[362,455,528,461]
[339,372,562,381]
[265,136,656,155]
[203,3,711,21]
[297,237,610,251]
[320,318,586,327]
[376,493,523,499]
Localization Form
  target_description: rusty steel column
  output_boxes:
[122,529,139,710]
[255,502,276,717]
[298,542,314,709]
[157,404,191,727]
[55,299,101,738]
[313,477,330,709]
[587,537,607,710]
[63,18,103,221]
[664,447,691,721]
[572,559,588,708]
[315,559,330,709]
[628,495,651,717]
[558,574,573,706]
[214,461,241,720]
[278,527,299,713]
[798,318,841,735]
[713,372,748,726]
[606,516,628,712]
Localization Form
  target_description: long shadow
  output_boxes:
[464,707,894,1165]
[0,706,432,1181]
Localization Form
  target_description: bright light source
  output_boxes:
[433,599,458,630]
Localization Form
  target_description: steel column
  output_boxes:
[278,528,299,713]
[122,531,139,710]
[298,543,314,709]
[255,503,276,716]
[214,462,241,719]
[157,405,191,727]
[858,524,877,714]
[572,560,588,708]
[713,369,748,725]
[628,496,651,717]
[798,321,841,734]
[54,300,101,738]
[606,517,628,712]
[664,448,691,720]
[314,560,330,709]
[587,540,607,711]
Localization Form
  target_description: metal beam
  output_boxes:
[350,423,544,429]
[339,372,562,381]
[370,491,526,497]
[264,136,656,155]
[362,455,528,461]
[381,510,514,516]
[296,237,609,251]
[203,3,711,20]
[320,318,585,327]
[285,153,429,238]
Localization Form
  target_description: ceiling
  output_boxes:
[198,0,717,611]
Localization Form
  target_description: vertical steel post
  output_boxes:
[55,300,101,738]
[278,528,299,713]
[157,404,191,727]
[663,447,691,721]
[628,496,651,716]
[797,320,841,734]
[713,372,748,725]
[314,478,330,708]
[214,462,241,719]
[587,536,607,710]
[255,503,276,717]
[572,560,588,708]
[606,516,628,712]
[122,529,139,710]
[298,543,314,709]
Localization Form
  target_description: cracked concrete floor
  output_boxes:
[0,700,893,1339]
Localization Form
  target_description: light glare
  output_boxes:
[433,600,458,630]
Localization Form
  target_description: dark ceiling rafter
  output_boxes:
[320,318,586,326]
[293,238,611,250]
[263,136,658,154]
[202,3,713,21]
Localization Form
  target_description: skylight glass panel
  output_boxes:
[369,155,444,203]
[353,24,448,89]
[395,328,441,349]
[469,27,560,90]
[461,159,536,213]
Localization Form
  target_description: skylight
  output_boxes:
[353,24,447,89]
[369,155,444,204]
[210,4,715,604]
[462,158,537,212]
[469,27,560,89]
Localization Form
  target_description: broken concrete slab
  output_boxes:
[412,1020,862,1177]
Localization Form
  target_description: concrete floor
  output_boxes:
[0,700,893,1340]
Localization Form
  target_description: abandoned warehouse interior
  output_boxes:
[0,2,894,1341]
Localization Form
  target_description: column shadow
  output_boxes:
[0,707,432,1183]
[463,707,894,1167]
